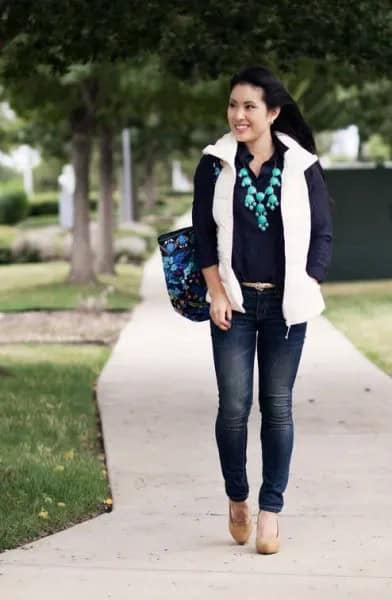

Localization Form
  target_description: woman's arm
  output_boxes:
[305,161,333,283]
[192,155,219,269]
[192,156,232,330]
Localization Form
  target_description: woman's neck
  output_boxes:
[245,130,275,161]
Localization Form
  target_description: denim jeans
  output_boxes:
[209,284,307,513]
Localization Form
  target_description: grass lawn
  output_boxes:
[0,344,111,552]
[0,225,17,245]
[0,261,142,311]
[323,279,392,376]
[143,192,193,236]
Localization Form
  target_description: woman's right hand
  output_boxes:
[210,292,232,331]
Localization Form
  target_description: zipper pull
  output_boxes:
[285,325,291,340]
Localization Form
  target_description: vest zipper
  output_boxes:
[285,325,291,340]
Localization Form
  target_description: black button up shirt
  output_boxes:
[192,133,333,285]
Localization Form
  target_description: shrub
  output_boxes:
[0,244,12,264]
[11,239,41,263]
[114,236,147,264]
[0,190,29,224]
[29,196,98,216]
[11,227,62,263]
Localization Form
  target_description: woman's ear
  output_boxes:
[270,107,281,124]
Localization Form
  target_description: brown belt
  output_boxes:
[241,281,276,290]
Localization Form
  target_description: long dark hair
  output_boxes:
[229,66,317,154]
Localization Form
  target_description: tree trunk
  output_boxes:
[97,126,115,274]
[69,108,95,284]
[358,138,365,162]
[131,158,140,222]
[143,153,158,213]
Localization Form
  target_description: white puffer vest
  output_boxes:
[201,130,326,327]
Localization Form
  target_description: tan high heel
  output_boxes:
[228,500,253,544]
[256,510,280,554]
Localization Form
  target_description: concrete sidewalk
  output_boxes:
[1,213,392,599]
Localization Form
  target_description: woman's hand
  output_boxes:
[201,265,233,331]
[210,291,232,331]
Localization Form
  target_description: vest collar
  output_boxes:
[202,130,317,171]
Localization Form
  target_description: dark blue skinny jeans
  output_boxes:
[209,284,307,513]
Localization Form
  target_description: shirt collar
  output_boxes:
[236,131,288,166]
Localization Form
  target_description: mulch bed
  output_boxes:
[0,310,131,345]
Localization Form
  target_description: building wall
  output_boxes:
[324,167,392,281]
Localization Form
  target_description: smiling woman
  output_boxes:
[227,85,281,169]
[191,65,333,554]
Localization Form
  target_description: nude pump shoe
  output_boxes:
[256,510,280,554]
[228,500,253,544]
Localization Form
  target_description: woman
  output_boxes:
[191,66,333,555]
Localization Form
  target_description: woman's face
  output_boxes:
[227,83,280,144]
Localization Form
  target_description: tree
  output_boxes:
[1,1,390,80]
[0,66,100,282]
[1,0,391,282]
[336,79,392,156]
[159,1,391,81]
[0,1,170,283]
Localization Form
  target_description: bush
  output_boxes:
[0,244,12,264]
[113,236,147,264]
[0,190,29,224]
[11,239,42,263]
[0,166,20,185]
[0,226,17,264]
[11,226,63,263]
[29,195,98,216]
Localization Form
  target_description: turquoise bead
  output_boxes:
[239,163,280,233]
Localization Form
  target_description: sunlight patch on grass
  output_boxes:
[323,279,392,375]
[0,344,111,552]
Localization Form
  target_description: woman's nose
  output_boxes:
[233,109,246,121]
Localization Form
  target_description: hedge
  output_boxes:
[0,190,29,225]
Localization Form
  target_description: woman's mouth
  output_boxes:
[234,124,250,133]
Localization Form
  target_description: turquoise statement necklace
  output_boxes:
[238,161,282,231]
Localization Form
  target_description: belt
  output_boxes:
[241,281,276,290]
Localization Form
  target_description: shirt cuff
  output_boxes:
[306,266,326,283]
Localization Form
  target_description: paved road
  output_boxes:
[1,213,391,598]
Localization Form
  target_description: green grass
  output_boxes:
[0,225,17,246]
[155,191,192,218]
[142,192,193,236]
[0,262,142,311]
[18,212,99,228]
[18,215,66,228]
[0,344,111,552]
[29,191,59,205]
[323,279,392,376]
